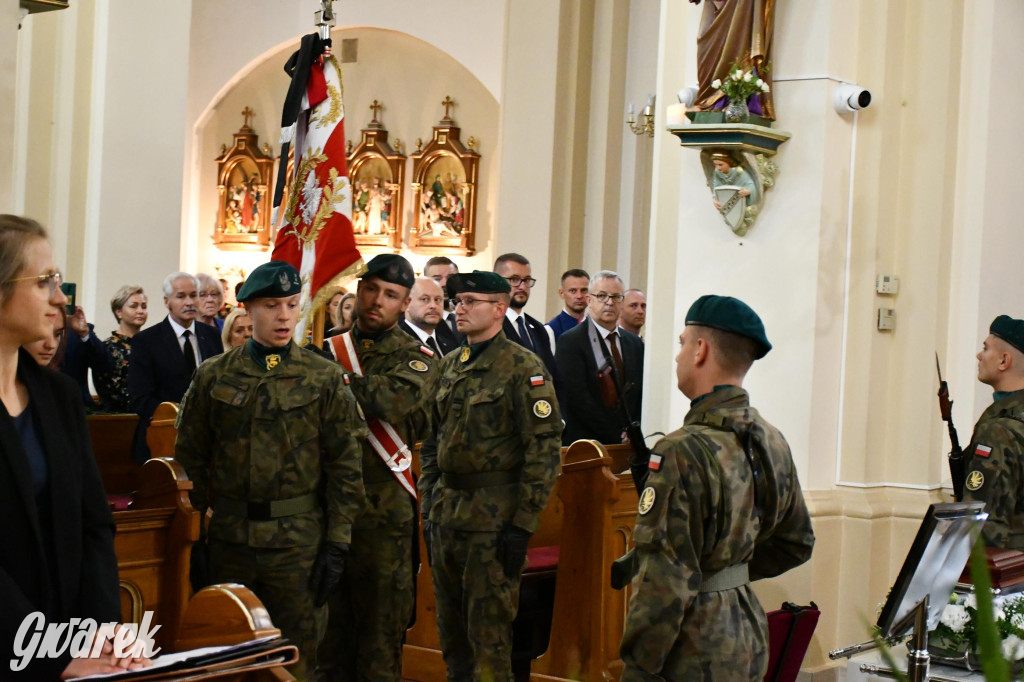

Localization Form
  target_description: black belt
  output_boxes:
[216,493,318,521]
[441,468,521,490]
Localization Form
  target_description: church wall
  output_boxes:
[645,0,1022,674]
[194,26,500,288]
[0,4,17,213]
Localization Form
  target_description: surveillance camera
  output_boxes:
[833,84,872,114]
[677,85,699,108]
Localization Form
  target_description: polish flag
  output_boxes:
[272,33,364,339]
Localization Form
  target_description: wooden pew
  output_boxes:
[402,441,639,682]
[87,412,143,494]
[114,457,201,654]
[147,402,180,460]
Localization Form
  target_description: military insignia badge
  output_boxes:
[279,272,292,291]
[409,360,429,372]
[533,400,552,418]
[638,486,656,515]
[966,470,985,491]
[362,339,374,350]
[975,444,992,458]
[265,354,281,369]
[460,347,471,363]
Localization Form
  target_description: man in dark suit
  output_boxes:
[555,270,644,446]
[494,253,559,384]
[128,272,223,462]
[423,255,464,345]
[399,277,458,355]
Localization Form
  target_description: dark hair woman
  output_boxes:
[0,215,150,678]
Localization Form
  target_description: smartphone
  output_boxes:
[60,282,76,315]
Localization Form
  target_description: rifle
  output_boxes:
[936,353,967,501]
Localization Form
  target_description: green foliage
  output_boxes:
[970,537,1012,681]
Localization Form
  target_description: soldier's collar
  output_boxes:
[459,333,500,365]
[993,388,1024,403]
[353,324,389,350]
[690,384,741,408]
[247,338,292,371]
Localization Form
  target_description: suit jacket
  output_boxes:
[0,349,120,679]
[442,311,465,345]
[398,318,458,356]
[128,316,223,461]
[61,323,113,407]
[555,318,644,446]
[503,312,560,390]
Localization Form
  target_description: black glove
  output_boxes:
[422,518,434,568]
[310,541,349,607]
[496,525,532,579]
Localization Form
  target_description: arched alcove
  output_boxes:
[191,26,500,287]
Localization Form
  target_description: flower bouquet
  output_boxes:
[712,62,770,123]
[930,590,1024,671]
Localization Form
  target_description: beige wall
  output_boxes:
[0,4,19,213]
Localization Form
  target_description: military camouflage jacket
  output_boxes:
[620,386,814,681]
[175,343,366,548]
[418,332,562,533]
[963,389,1024,550]
[334,326,439,527]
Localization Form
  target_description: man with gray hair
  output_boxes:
[127,271,223,462]
[555,270,644,445]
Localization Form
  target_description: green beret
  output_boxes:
[990,315,1024,354]
[362,254,414,289]
[236,261,302,302]
[685,294,772,359]
[447,270,512,297]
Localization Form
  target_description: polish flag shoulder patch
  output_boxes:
[648,453,663,471]
[975,444,993,458]
[419,345,435,357]
[530,375,545,387]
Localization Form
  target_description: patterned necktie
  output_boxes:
[426,336,441,356]
[516,316,534,351]
[608,331,625,378]
[182,329,197,374]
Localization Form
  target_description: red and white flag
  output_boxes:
[272,33,364,338]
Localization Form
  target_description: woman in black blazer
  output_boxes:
[0,215,147,679]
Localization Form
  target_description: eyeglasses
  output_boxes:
[589,292,625,304]
[451,297,500,310]
[504,276,537,289]
[198,290,221,299]
[5,270,64,297]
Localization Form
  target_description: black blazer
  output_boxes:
[398,319,458,356]
[555,318,644,446]
[0,349,120,679]
[128,317,223,461]
[502,312,560,387]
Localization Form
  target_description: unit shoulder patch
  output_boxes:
[638,486,656,515]
[533,400,552,418]
[409,359,430,373]
[966,470,985,491]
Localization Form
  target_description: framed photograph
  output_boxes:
[214,109,275,251]
[349,118,405,254]
[409,107,480,256]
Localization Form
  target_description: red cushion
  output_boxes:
[524,545,559,573]
[107,494,132,511]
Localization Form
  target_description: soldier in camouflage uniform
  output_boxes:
[418,271,562,682]
[620,295,814,682]
[318,254,440,682]
[962,315,1024,550]
[175,261,366,681]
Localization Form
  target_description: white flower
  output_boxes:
[964,594,977,609]
[756,78,764,87]
[712,79,722,89]
[743,72,752,82]
[731,71,741,81]
[1002,635,1024,661]
[994,606,1006,623]
[760,82,770,92]
[940,604,970,633]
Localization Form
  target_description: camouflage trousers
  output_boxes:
[428,525,521,682]
[318,521,415,682]
[209,540,326,682]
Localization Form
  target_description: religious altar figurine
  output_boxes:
[710,152,758,210]
[692,0,776,120]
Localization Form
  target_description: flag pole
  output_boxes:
[308,0,335,349]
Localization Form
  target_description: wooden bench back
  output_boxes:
[87,413,142,494]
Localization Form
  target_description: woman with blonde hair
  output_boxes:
[94,284,148,412]
[221,306,253,349]
[0,214,150,678]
